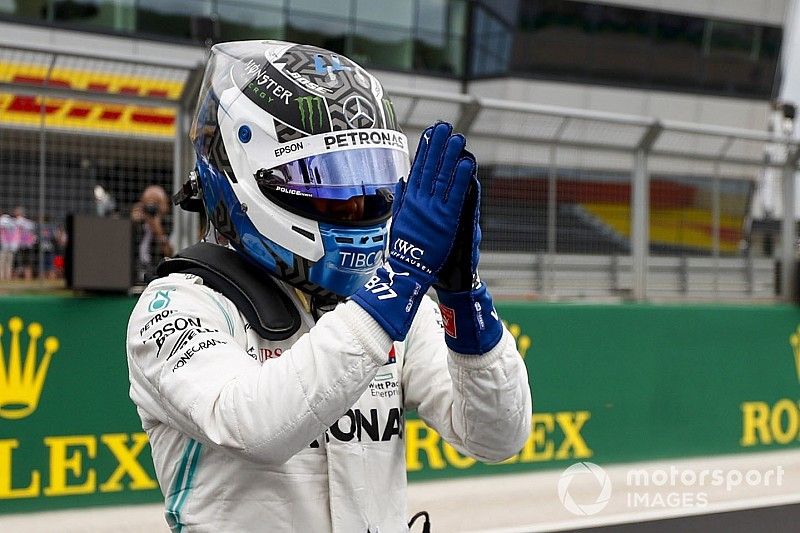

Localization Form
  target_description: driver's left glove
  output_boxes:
[433,155,503,355]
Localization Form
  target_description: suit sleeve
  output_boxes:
[401,296,532,462]
[127,275,392,465]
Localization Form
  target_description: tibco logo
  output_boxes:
[339,251,381,270]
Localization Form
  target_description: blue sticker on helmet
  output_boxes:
[238,125,252,143]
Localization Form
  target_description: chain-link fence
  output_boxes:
[0,45,198,289]
[0,45,797,302]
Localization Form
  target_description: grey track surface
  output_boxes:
[3,449,800,532]
[564,502,800,533]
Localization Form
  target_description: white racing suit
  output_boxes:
[126,273,532,532]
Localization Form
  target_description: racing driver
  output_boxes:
[126,40,532,532]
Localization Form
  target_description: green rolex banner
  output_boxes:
[1,296,800,513]
[0,297,158,513]
[406,303,800,481]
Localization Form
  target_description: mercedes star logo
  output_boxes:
[343,95,376,129]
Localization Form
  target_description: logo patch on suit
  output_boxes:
[439,304,457,338]
[385,345,396,365]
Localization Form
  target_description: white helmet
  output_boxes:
[187,40,409,300]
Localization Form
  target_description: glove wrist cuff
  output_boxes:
[434,271,479,293]
[350,265,430,341]
[435,283,503,355]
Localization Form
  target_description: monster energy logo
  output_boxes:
[383,99,397,129]
[296,96,324,133]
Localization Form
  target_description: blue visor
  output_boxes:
[256,147,408,225]
[256,147,409,200]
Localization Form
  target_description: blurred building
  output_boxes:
[0,0,794,287]
[0,1,785,124]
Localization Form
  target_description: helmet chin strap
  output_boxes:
[293,288,311,313]
[173,169,204,213]
[310,293,339,320]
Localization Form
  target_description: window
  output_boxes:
[514,0,593,77]
[588,4,654,83]
[355,0,413,29]
[415,32,462,75]
[285,10,349,53]
[217,0,285,41]
[471,5,512,76]
[350,0,414,70]
[0,0,783,97]
[650,12,704,89]
[136,0,213,40]
[414,0,465,75]
[1,0,47,20]
[701,20,759,94]
[351,24,413,70]
[508,0,780,98]
[708,20,757,57]
[417,0,447,34]
[47,0,135,31]
[289,0,349,18]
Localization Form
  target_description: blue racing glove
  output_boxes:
[351,122,474,340]
[434,160,504,355]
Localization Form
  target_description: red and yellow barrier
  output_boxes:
[0,60,183,137]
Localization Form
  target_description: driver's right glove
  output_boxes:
[351,122,474,341]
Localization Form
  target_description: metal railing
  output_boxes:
[387,86,800,302]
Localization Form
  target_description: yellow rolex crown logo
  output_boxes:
[0,316,60,420]
[504,321,532,359]
[790,326,800,384]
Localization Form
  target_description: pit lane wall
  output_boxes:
[1,296,799,513]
